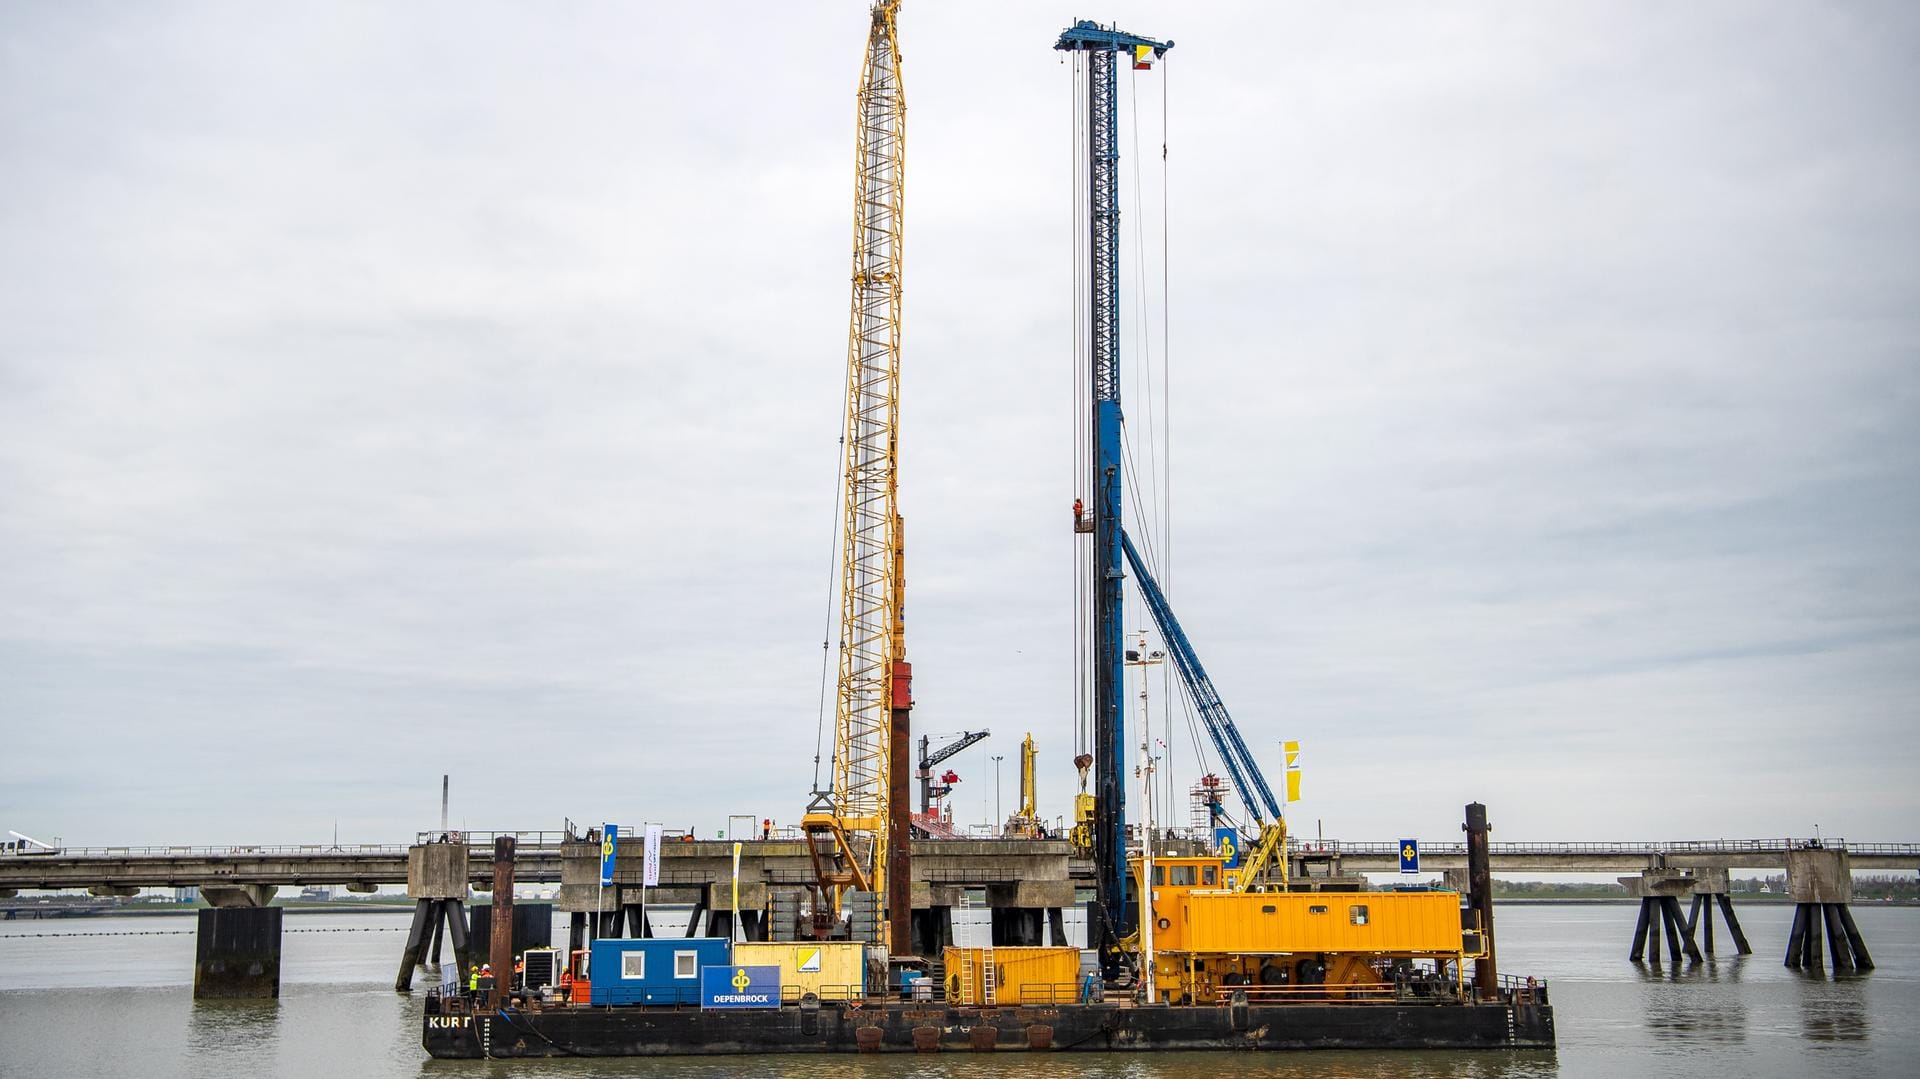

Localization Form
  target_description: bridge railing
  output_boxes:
[1841,842,1920,855]
[16,844,413,859]
[6,834,576,860]
[413,830,573,850]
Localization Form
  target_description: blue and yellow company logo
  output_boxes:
[731,968,751,992]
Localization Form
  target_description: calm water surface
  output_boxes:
[2,902,1914,1078]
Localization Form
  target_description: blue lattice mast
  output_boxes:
[1055,19,1172,951]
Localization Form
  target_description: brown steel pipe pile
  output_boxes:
[1465,802,1497,997]
[488,836,516,1008]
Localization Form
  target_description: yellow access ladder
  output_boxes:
[955,894,997,1005]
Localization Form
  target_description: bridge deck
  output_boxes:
[4,837,1913,893]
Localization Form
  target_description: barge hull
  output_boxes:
[425,999,1554,1058]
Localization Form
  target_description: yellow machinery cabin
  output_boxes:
[1134,855,1473,1004]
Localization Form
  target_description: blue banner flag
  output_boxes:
[701,965,780,1009]
[1399,838,1419,874]
[600,824,619,886]
[1215,827,1241,869]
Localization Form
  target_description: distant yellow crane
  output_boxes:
[801,0,910,951]
[1004,733,1042,838]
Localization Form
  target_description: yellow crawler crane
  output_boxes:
[801,0,909,949]
[1134,855,1479,1005]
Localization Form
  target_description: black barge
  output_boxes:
[423,983,1554,1058]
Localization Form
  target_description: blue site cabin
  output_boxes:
[588,938,731,1005]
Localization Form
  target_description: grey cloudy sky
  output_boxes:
[2,2,1915,849]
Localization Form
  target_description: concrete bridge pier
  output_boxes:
[1784,848,1873,974]
[195,883,283,998]
[396,843,470,992]
[1623,870,1704,964]
[195,906,282,999]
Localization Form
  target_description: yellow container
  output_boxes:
[730,941,867,1001]
[943,946,1081,1005]
[1178,891,1461,955]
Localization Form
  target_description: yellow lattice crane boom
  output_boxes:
[802,0,908,950]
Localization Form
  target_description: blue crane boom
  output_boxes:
[1055,16,1173,950]
[1121,530,1283,826]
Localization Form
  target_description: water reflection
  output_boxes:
[186,997,280,1050]
[1799,979,1871,1043]
[1633,954,1748,984]
[1643,999,1749,1045]
[187,995,284,1071]
[1634,955,1751,1046]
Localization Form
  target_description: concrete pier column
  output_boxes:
[195,906,283,999]
[1622,870,1708,964]
[397,842,470,992]
[1628,897,1655,961]
[1784,848,1872,973]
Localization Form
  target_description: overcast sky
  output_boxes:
[2,2,1915,850]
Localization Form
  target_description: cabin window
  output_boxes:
[1350,905,1370,926]
[1152,865,1166,886]
[621,952,646,979]
[1169,865,1197,886]
[675,951,698,979]
[1308,905,1328,915]
[1202,866,1217,886]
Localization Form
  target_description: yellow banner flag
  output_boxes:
[1283,740,1300,768]
[1286,770,1302,803]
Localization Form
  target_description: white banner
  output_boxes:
[643,823,663,887]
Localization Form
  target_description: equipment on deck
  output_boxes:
[1056,15,1174,957]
